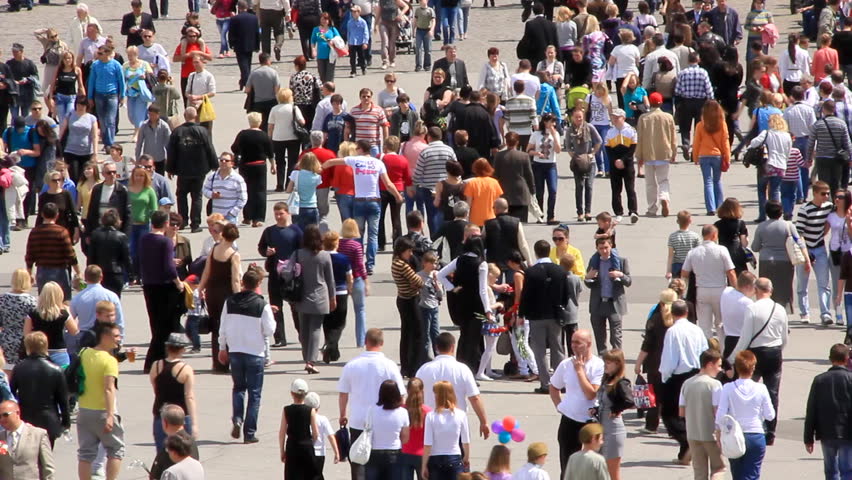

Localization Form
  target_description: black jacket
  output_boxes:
[10,355,70,441]
[0,62,18,107]
[166,121,218,178]
[518,261,568,320]
[435,219,468,260]
[150,435,199,479]
[484,213,521,265]
[432,58,469,89]
[805,365,852,443]
[596,377,635,416]
[121,12,156,47]
[454,103,500,159]
[228,12,261,54]
[87,226,132,275]
[517,15,559,68]
[85,183,132,236]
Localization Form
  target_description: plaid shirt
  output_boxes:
[784,102,818,138]
[674,65,714,99]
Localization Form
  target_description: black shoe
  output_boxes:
[231,420,242,439]
[244,436,259,444]
[275,186,285,192]
[533,386,550,394]
[274,46,281,61]
[191,227,203,233]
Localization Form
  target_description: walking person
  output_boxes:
[422,381,471,480]
[796,181,835,325]
[198,222,241,373]
[529,113,565,224]
[681,225,737,339]
[294,225,337,375]
[258,202,303,347]
[202,151,248,225]
[321,231,351,364]
[166,107,218,233]
[808,100,852,194]
[679,348,725,480]
[604,109,639,223]
[366,379,410,480]
[585,237,632,354]
[391,237,427,378]
[595,349,634,480]
[279,378,319,479]
[804,343,852,480]
[229,1,261,90]
[231,112,274,227]
[269,88,307,190]
[692,100,730,215]
[637,92,677,218]
[148,333,197,450]
[634,289,678,435]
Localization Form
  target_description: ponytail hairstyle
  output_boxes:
[788,33,798,63]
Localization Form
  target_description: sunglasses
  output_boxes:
[140,165,153,170]
[31,107,42,111]
[385,79,396,83]
[104,170,117,175]
[51,178,62,183]
[552,237,565,242]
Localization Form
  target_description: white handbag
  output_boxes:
[719,414,746,459]
[785,221,807,266]
[529,197,545,223]
[349,407,373,465]
[287,171,301,216]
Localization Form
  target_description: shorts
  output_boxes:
[76,408,126,462]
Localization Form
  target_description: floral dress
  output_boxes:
[0,292,37,366]
[583,31,609,83]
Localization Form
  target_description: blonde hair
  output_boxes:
[555,6,573,21]
[36,282,65,321]
[299,152,322,174]
[126,45,139,56]
[277,88,294,104]
[24,332,48,356]
[433,381,457,412]
[338,141,357,157]
[485,445,512,474]
[10,269,32,293]
[130,166,152,189]
[247,111,262,128]
[768,113,789,132]
[341,218,361,238]
[585,15,600,33]
[43,170,62,187]
[659,288,678,327]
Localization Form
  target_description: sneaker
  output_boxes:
[231,420,242,439]
[800,315,811,324]
[822,314,835,326]
[838,315,846,326]
[615,215,623,223]
[415,66,422,72]
[533,386,549,394]
[381,62,388,70]
[389,62,396,67]
[244,436,259,444]
[475,373,493,381]
[190,348,201,353]
[274,46,281,61]
[350,72,356,77]
[630,212,639,224]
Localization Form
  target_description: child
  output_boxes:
[512,442,550,480]
[346,6,369,77]
[417,251,443,357]
[558,254,583,356]
[666,210,700,279]
[484,445,512,480]
[180,12,206,52]
[159,197,175,213]
[565,424,610,480]
[78,301,131,362]
[589,211,621,271]
[402,378,431,480]
[279,379,319,480]
[505,251,539,380]
[107,144,134,184]
[304,391,340,479]
[476,263,505,381]
[183,274,206,353]
[780,146,806,219]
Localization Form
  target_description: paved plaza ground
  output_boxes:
[0,0,841,477]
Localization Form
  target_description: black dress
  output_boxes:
[284,403,316,480]
[452,254,486,372]
[714,218,749,274]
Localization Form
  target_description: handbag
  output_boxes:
[349,407,373,465]
[496,330,512,355]
[198,95,216,122]
[529,196,545,222]
[278,250,304,303]
[567,124,594,175]
[632,374,656,409]
[823,118,850,165]
[785,221,807,266]
[742,120,767,169]
[287,170,301,215]
[292,105,310,144]
[720,413,746,459]
[335,427,351,461]
[137,78,155,103]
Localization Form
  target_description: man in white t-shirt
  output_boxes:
[337,328,404,480]
[509,59,541,99]
[720,271,755,362]
[548,329,604,479]
[323,140,402,274]
[415,332,491,439]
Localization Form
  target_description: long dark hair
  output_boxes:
[788,33,798,63]
[36,120,57,145]
[302,224,323,253]
[722,46,741,76]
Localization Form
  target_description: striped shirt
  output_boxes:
[808,116,852,160]
[668,229,701,263]
[783,102,817,138]
[350,104,389,147]
[392,258,424,298]
[503,95,537,136]
[202,169,248,219]
[339,238,367,279]
[414,141,455,188]
[796,200,833,248]
[25,223,78,270]
[782,147,806,182]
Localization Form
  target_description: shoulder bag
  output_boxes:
[279,249,304,303]
[720,413,746,459]
[746,301,777,351]
[742,126,767,169]
[292,105,311,144]
[824,118,850,165]
[287,169,301,215]
[349,406,373,465]
[785,221,807,266]
[831,216,849,266]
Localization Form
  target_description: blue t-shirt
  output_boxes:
[290,170,323,207]
[322,112,355,153]
[311,26,340,60]
[622,86,648,119]
[2,126,39,168]
[329,251,352,293]
[756,106,783,133]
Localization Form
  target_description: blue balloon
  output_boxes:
[498,431,512,444]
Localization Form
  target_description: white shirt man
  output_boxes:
[720,272,755,357]
[730,282,789,363]
[660,311,709,382]
[681,225,736,339]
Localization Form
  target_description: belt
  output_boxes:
[601,297,613,302]
[354,197,380,202]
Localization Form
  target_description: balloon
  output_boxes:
[502,416,516,432]
[491,420,504,434]
[511,429,526,442]
[498,431,512,444]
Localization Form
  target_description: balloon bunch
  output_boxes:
[491,416,526,444]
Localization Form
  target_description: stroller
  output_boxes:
[396,13,415,55]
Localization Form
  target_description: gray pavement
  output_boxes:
[0,0,839,478]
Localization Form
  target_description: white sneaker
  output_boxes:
[838,318,847,326]
[381,62,388,70]
[822,314,835,325]
[615,215,623,223]
[475,373,493,381]
[800,316,811,324]
[390,62,396,67]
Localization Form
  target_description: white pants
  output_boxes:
[4,188,24,223]
[644,162,671,214]
[510,320,538,375]
[477,335,498,377]
[697,286,725,339]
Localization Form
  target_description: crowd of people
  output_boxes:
[6,0,852,479]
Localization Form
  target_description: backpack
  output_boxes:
[278,250,304,303]
[65,347,89,396]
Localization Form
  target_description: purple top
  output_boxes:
[338,238,366,279]
[139,233,179,285]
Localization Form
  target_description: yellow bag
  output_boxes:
[198,95,216,123]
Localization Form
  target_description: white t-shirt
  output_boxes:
[415,355,480,412]
[369,406,410,450]
[529,130,561,164]
[610,44,640,78]
[550,355,604,423]
[313,414,334,456]
[719,287,753,337]
[269,103,306,142]
[344,155,387,199]
[586,94,611,126]
[423,408,470,456]
[186,69,216,108]
[337,351,405,430]
[510,72,541,99]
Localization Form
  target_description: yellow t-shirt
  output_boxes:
[550,244,586,279]
[78,348,119,411]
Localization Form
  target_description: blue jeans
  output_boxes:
[415,29,432,69]
[48,350,70,367]
[94,94,119,147]
[400,452,422,480]
[216,18,231,54]
[456,6,470,35]
[729,432,766,480]
[36,267,71,300]
[427,455,463,480]
[185,315,202,350]
[127,95,148,128]
[229,352,265,438]
[130,223,150,279]
[429,0,442,37]
[404,188,416,213]
[187,0,200,11]
[781,180,798,217]
[295,207,319,230]
[415,187,441,235]
[793,136,810,201]
[593,124,610,173]
[440,7,458,44]
[671,262,683,278]
[354,199,381,271]
[532,162,558,219]
[152,415,193,451]
[822,439,852,480]
[421,306,440,356]
[699,155,724,213]
[366,450,402,480]
[337,193,354,221]
[54,93,75,122]
[352,276,367,347]
[756,174,781,221]
[798,246,831,318]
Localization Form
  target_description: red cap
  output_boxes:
[649,92,663,105]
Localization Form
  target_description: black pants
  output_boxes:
[322,293,348,361]
[240,163,268,223]
[297,104,316,135]
[661,369,698,460]
[251,99,277,133]
[149,0,168,17]
[180,77,189,108]
[722,335,739,368]
[64,152,92,186]
[816,156,845,195]
[259,9,286,55]
[142,283,183,373]
[317,58,335,83]
[273,140,302,189]
[508,205,528,223]
[349,45,366,74]
[102,272,124,298]
[350,428,366,480]
[457,314,484,374]
[751,346,782,441]
[379,190,402,250]
[23,166,37,217]
[298,16,320,59]
[560,323,578,357]
[398,296,425,377]
[676,98,706,147]
[268,273,300,345]
[0,103,9,134]
[518,134,531,151]
[314,455,326,480]
[176,176,204,229]
[236,50,253,89]
[610,163,637,216]
[557,415,586,478]
[615,76,628,109]
[643,374,663,431]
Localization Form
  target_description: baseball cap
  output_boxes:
[649,92,664,105]
[159,197,175,206]
[611,108,626,118]
[291,378,309,394]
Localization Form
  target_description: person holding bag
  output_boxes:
[752,201,808,312]
[311,13,341,82]
[563,108,602,223]
[184,56,217,134]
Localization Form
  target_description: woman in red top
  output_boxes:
[812,33,839,84]
[330,141,356,222]
[380,135,413,251]
[401,378,431,480]
[172,27,212,106]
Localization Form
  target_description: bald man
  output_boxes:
[483,198,532,269]
[0,400,55,480]
[548,329,604,478]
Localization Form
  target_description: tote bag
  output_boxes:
[198,95,217,122]
[785,221,807,266]
[349,407,373,465]
[719,414,746,459]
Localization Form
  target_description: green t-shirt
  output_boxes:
[566,450,610,480]
[129,187,158,224]
[414,6,434,30]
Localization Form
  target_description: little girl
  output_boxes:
[402,378,431,480]
[586,82,613,175]
[179,12,207,54]
[304,392,340,479]
[485,445,512,480]
[476,263,505,382]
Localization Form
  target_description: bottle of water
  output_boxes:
[62,430,73,443]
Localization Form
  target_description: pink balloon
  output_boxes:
[511,429,526,442]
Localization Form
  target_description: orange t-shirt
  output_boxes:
[464,177,503,226]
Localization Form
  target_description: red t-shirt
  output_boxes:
[330,163,355,195]
[301,147,337,189]
[380,153,412,192]
[174,42,211,78]
[401,404,431,456]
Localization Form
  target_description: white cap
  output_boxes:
[290,378,309,394]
